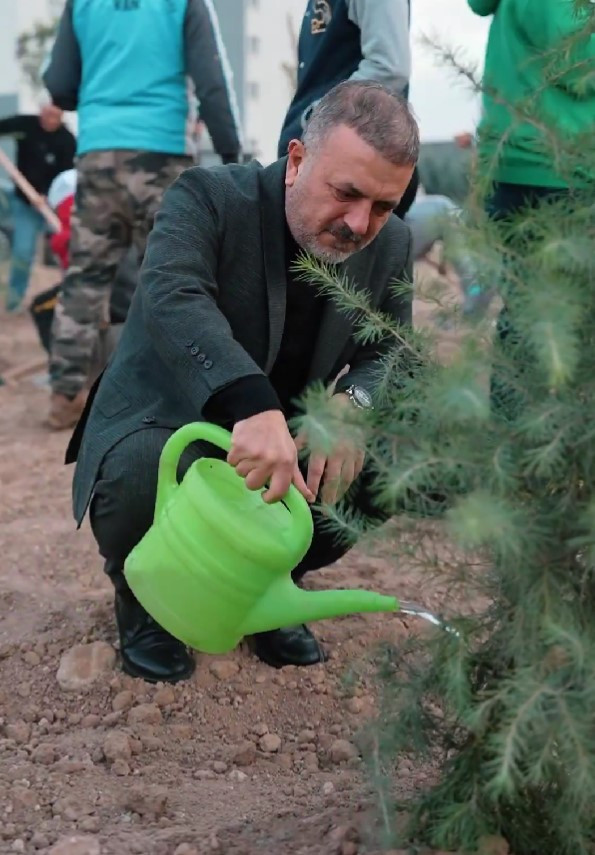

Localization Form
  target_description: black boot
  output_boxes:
[247,625,326,669]
[115,590,195,683]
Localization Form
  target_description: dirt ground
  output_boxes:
[0,262,466,855]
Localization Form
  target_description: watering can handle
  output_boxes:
[154,422,313,532]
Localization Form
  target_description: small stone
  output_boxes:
[111,690,134,712]
[10,785,37,811]
[303,753,319,771]
[330,739,358,764]
[127,704,162,726]
[259,733,281,753]
[129,737,143,755]
[56,642,116,691]
[322,781,335,795]
[478,835,510,855]
[232,741,256,767]
[23,651,41,666]
[170,723,193,739]
[229,769,248,782]
[48,836,101,855]
[11,839,25,852]
[80,714,102,728]
[345,697,364,714]
[112,759,130,776]
[153,686,175,707]
[124,785,168,818]
[32,743,57,765]
[213,761,228,774]
[209,660,240,680]
[5,721,31,744]
[274,752,291,769]
[31,832,49,848]
[252,722,269,737]
[79,817,101,834]
[103,731,132,762]
[297,729,316,744]
[194,769,216,780]
[174,846,200,855]
[342,843,358,855]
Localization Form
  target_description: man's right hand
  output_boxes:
[227,410,315,505]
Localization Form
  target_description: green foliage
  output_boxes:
[16,18,59,94]
[293,5,595,852]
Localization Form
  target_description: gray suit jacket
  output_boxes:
[69,157,413,524]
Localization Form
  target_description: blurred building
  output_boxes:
[200,0,301,165]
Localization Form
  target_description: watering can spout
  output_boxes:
[240,579,399,637]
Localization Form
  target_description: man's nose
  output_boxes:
[343,200,372,236]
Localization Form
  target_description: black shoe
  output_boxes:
[115,592,195,683]
[247,625,326,669]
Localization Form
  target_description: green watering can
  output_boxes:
[124,422,399,654]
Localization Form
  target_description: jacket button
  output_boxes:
[197,353,206,363]
[185,340,194,348]
[142,416,156,425]
[190,346,199,356]
[204,359,213,369]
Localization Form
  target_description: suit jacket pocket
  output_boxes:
[98,379,132,419]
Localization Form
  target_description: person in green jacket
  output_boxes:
[469,0,593,409]
[469,0,593,216]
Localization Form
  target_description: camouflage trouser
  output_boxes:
[49,149,192,398]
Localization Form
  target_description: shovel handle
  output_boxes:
[155,422,313,544]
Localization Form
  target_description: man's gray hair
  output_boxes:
[302,80,420,167]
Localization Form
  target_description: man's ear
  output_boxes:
[285,139,305,188]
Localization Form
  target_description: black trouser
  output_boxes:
[487,182,567,420]
[87,426,388,596]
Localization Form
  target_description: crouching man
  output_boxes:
[67,81,418,683]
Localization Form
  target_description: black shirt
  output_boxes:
[204,225,325,427]
[0,114,76,204]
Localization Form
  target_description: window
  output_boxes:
[247,82,260,100]
[248,36,260,55]
[247,0,259,8]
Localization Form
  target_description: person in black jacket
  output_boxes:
[0,106,75,311]
[278,0,418,218]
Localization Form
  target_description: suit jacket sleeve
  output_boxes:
[0,115,29,136]
[335,225,414,396]
[140,168,274,414]
[42,0,81,110]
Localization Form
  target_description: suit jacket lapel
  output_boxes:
[258,158,289,373]
[308,250,370,382]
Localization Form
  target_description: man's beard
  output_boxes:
[285,185,370,264]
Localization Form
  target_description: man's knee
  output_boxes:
[89,428,173,561]
[88,427,220,561]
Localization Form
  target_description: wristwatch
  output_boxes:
[343,385,373,410]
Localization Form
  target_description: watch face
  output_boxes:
[352,386,372,409]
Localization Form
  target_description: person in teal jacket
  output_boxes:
[42,0,243,430]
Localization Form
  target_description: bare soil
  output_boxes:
[0,263,467,855]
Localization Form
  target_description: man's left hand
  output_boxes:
[295,394,366,505]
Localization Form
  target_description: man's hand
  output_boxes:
[227,410,315,505]
[295,394,366,506]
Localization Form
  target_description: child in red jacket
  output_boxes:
[47,168,76,269]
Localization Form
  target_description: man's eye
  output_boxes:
[335,189,353,201]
